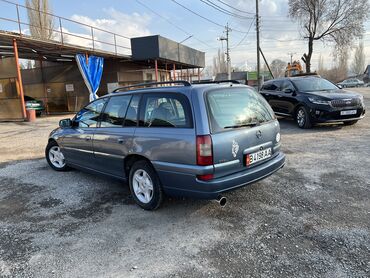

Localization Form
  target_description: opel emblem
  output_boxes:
[256,130,262,139]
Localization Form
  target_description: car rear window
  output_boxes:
[205,87,275,133]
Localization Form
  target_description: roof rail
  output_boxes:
[112,80,191,93]
[192,80,240,84]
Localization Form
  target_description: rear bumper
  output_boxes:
[154,152,285,199]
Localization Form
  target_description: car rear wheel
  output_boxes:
[129,160,163,210]
[45,141,69,171]
[295,106,312,129]
[343,120,358,126]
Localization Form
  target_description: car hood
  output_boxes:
[305,89,361,100]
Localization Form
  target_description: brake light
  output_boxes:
[196,135,213,166]
[196,135,214,181]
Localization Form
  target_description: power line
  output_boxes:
[199,0,253,20]
[231,17,255,48]
[214,0,255,15]
[170,0,250,34]
[135,0,213,49]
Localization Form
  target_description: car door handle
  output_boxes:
[117,139,124,144]
[85,136,91,141]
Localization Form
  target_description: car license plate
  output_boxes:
[246,148,272,166]
[340,110,357,115]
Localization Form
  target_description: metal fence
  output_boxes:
[0,0,131,56]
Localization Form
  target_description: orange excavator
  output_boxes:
[285,61,303,77]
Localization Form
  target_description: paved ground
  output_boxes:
[0,89,369,277]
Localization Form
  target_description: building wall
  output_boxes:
[0,57,23,120]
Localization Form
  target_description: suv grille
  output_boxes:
[330,98,361,108]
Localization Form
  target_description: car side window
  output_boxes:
[74,98,107,128]
[281,80,295,92]
[141,94,192,128]
[262,82,277,91]
[100,95,132,127]
[124,95,140,127]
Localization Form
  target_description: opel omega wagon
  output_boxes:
[46,81,285,210]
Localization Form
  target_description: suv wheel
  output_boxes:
[296,106,312,129]
[129,160,163,210]
[45,141,69,171]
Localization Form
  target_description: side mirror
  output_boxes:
[284,88,294,94]
[337,85,343,89]
[59,118,72,128]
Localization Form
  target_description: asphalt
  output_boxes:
[0,89,369,277]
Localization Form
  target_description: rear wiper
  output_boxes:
[224,122,260,129]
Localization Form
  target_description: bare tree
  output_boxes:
[26,0,54,40]
[288,0,369,73]
[317,54,325,74]
[270,59,286,78]
[351,41,366,75]
[212,49,227,76]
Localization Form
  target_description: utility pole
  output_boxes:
[256,0,260,90]
[288,52,296,64]
[219,23,232,80]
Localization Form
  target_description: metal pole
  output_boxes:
[256,0,261,90]
[16,4,21,35]
[259,47,274,79]
[91,27,95,51]
[13,39,27,119]
[165,63,168,81]
[154,59,158,82]
[226,23,231,80]
[198,68,200,81]
[114,34,117,55]
[59,17,63,44]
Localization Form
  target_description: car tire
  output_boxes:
[45,140,69,171]
[295,106,312,129]
[129,160,163,210]
[343,120,358,126]
[36,111,42,117]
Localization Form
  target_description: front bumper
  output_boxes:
[307,104,365,123]
[155,152,286,199]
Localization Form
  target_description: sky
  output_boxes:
[1,0,370,73]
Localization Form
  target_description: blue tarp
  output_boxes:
[76,54,104,102]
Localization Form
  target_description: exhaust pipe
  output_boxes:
[215,195,227,207]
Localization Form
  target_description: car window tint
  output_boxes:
[281,80,295,91]
[143,94,192,128]
[206,88,275,133]
[261,82,277,91]
[124,95,140,127]
[74,98,107,128]
[100,95,132,127]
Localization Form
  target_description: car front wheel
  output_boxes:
[295,106,312,129]
[129,160,164,210]
[45,141,69,171]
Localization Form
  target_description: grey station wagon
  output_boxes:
[46,81,285,210]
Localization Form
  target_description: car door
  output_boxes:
[60,98,107,169]
[260,82,277,103]
[92,94,140,178]
[267,80,285,114]
[279,80,298,115]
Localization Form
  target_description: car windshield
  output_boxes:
[292,78,338,92]
[206,87,275,133]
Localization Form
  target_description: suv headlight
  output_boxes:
[308,97,330,105]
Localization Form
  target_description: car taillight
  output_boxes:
[196,135,214,181]
[196,135,213,165]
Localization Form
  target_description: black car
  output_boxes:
[260,76,366,128]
